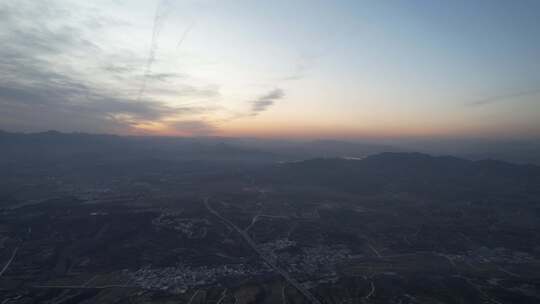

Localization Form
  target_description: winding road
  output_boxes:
[203,197,322,304]
[0,246,19,278]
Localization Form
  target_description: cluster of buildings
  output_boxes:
[440,246,537,266]
[129,263,268,293]
[468,247,536,264]
[284,245,351,276]
[260,239,351,276]
[152,213,209,239]
[129,238,354,295]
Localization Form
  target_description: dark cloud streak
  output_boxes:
[467,88,540,106]
[250,89,285,115]
[177,22,194,48]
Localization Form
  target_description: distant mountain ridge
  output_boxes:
[0,130,400,163]
[0,130,279,164]
[268,152,540,200]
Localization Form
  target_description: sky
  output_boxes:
[0,0,539,139]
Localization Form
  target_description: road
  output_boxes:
[204,198,322,304]
[365,281,375,300]
[31,284,136,289]
[187,289,201,304]
[0,246,19,278]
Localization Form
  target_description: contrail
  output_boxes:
[177,22,195,49]
[136,0,169,102]
[467,88,540,106]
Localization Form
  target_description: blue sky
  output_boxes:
[0,0,539,138]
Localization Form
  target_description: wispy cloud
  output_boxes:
[281,58,314,81]
[0,0,220,135]
[466,88,540,106]
[177,22,195,48]
[279,50,328,81]
[0,78,205,133]
[250,89,285,115]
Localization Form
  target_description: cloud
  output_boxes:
[177,22,195,48]
[250,89,285,115]
[102,64,137,74]
[280,51,326,81]
[0,0,220,134]
[0,80,205,132]
[146,72,188,82]
[281,60,312,81]
[466,88,540,106]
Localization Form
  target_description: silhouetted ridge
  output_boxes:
[0,130,279,164]
[273,152,540,200]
